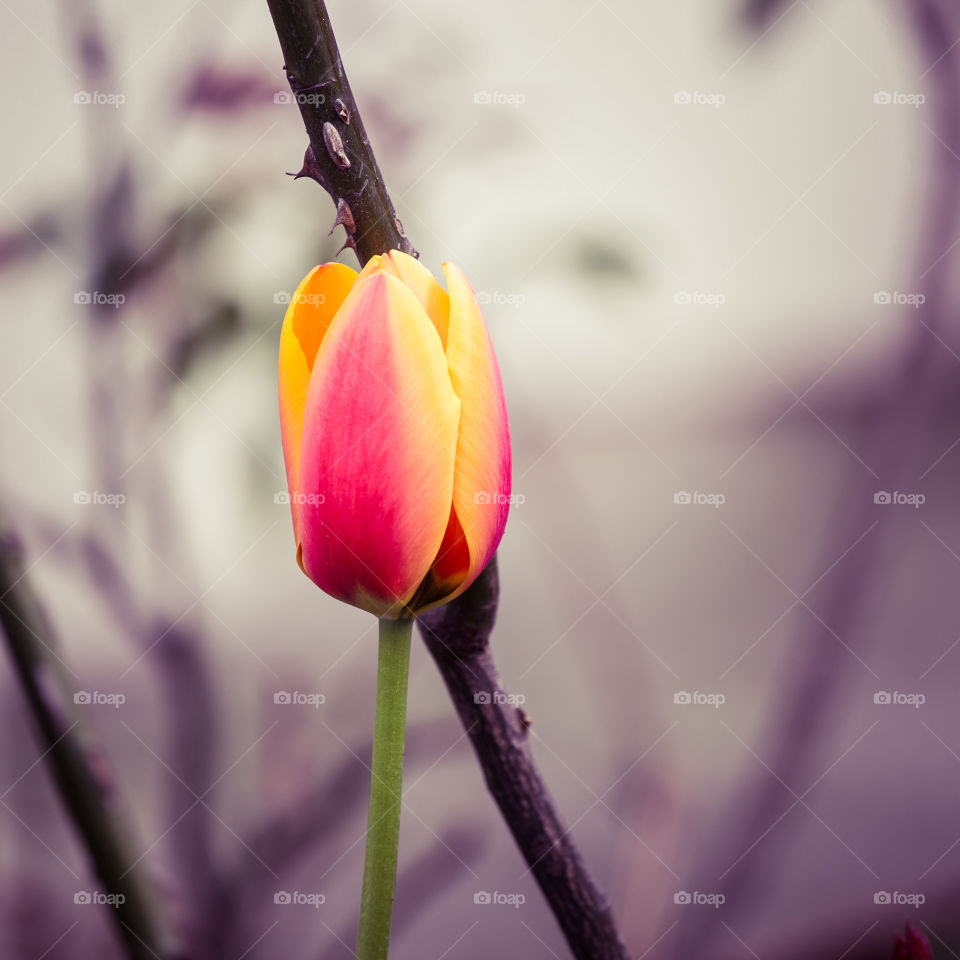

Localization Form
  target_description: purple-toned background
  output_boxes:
[1,0,958,957]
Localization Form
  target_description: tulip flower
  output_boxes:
[278,250,511,619]
[277,250,511,960]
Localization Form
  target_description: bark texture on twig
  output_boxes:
[419,561,630,960]
[266,0,416,264]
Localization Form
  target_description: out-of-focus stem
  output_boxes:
[0,519,170,960]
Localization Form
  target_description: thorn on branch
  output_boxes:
[329,198,356,236]
[287,144,330,191]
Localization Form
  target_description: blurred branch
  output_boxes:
[0,214,61,273]
[741,0,796,31]
[265,0,416,263]
[235,719,450,879]
[0,518,171,960]
[61,0,139,543]
[149,623,223,960]
[419,562,630,960]
[180,65,282,114]
[216,719,455,956]
[57,7,231,953]
[264,3,628,957]
[116,198,238,298]
[29,507,226,959]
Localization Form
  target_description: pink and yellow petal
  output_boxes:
[297,273,460,617]
[278,262,358,542]
[428,262,511,605]
[356,251,450,347]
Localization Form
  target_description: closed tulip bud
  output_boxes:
[278,251,511,619]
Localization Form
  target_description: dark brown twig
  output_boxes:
[419,561,630,960]
[265,0,416,264]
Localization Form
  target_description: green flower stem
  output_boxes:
[355,616,413,960]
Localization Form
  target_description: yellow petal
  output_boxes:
[381,251,450,347]
[425,262,511,606]
[278,262,358,544]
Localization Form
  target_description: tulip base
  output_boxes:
[355,616,413,960]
